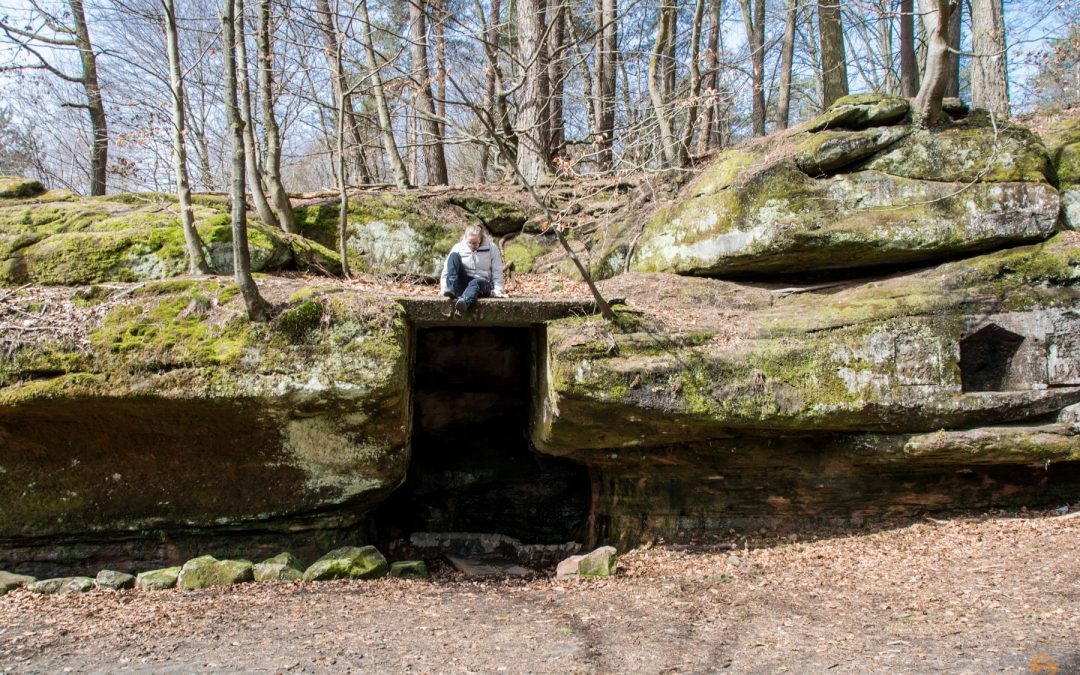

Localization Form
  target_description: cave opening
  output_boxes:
[959,324,1025,392]
[373,326,590,552]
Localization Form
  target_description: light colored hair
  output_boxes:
[461,223,489,244]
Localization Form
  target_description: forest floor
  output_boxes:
[1,508,1077,674]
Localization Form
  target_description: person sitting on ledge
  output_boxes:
[440,223,508,315]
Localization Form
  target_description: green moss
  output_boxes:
[91,287,257,367]
[503,237,549,274]
[277,300,324,342]
[0,176,46,199]
[289,287,318,304]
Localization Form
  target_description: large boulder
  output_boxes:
[28,577,95,594]
[622,105,1059,278]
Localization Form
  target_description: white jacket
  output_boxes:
[440,240,505,295]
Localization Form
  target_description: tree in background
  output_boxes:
[970,0,1010,116]
[0,0,109,195]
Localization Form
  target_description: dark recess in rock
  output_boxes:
[961,324,1026,392]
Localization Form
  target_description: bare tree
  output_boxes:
[235,0,279,228]
[774,0,798,130]
[516,0,552,182]
[649,0,678,165]
[945,0,961,97]
[970,0,1009,116]
[162,0,211,275]
[914,0,959,126]
[592,0,618,170]
[357,0,411,188]
[408,0,449,184]
[818,0,848,107]
[257,0,298,232]
[697,0,723,154]
[899,0,919,96]
[739,0,766,135]
[0,0,108,195]
[221,0,271,322]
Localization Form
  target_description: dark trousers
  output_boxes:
[445,252,491,308]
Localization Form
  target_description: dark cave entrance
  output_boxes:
[959,324,1025,392]
[374,326,590,548]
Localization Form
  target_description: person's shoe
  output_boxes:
[442,289,455,299]
[453,299,468,316]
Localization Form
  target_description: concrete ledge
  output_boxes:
[398,296,601,325]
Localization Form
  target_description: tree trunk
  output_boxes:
[163,0,211,275]
[774,0,798,130]
[970,0,1009,116]
[817,0,848,108]
[220,0,270,322]
[945,0,961,97]
[409,0,449,184]
[234,0,279,228]
[679,0,706,161]
[434,0,446,137]
[900,0,919,97]
[662,1,677,100]
[697,0,722,154]
[914,0,957,126]
[69,0,108,196]
[515,0,551,183]
[547,1,565,162]
[257,0,297,233]
[738,0,766,136]
[313,0,372,184]
[649,0,678,166]
[593,0,618,171]
[357,0,411,188]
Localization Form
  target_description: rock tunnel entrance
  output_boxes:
[373,326,590,551]
[960,323,1025,392]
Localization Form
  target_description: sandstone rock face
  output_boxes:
[623,104,1058,278]
[0,281,409,566]
[303,546,388,581]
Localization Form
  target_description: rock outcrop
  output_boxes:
[1,106,1078,571]
[608,95,1059,279]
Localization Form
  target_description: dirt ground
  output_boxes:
[1,510,1077,674]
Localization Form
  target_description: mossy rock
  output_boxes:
[27,576,95,594]
[807,93,910,131]
[449,196,531,235]
[863,118,1054,184]
[0,571,35,595]
[389,560,428,579]
[136,567,181,591]
[504,234,555,274]
[303,545,388,581]
[254,552,304,582]
[177,555,254,590]
[795,126,910,175]
[0,195,304,284]
[277,299,324,342]
[0,176,46,199]
[631,162,1059,277]
[294,195,458,277]
[95,570,135,590]
[0,281,411,540]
